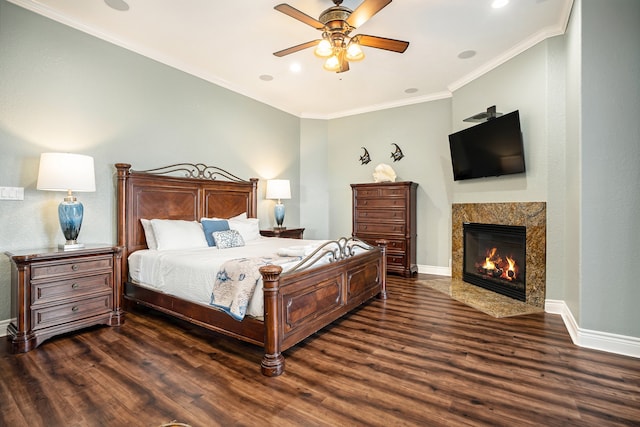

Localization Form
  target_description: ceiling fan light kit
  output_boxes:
[274,0,409,73]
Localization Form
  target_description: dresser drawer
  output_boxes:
[31,293,113,330]
[359,237,406,252]
[353,186,407,199]
[31,256,113,280]
[355,209,406,222]
[387,253,407,267]
[354,198,406,209]
[32,273,112,305]
[355,222,405,235]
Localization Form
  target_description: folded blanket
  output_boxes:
[277,245,316,257]
[210,256,300,320]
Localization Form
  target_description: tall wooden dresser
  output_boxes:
[351,181,418,277]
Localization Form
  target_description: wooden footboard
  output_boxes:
[260,239,387,376]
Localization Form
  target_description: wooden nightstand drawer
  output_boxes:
[31,255,113,280]
[31,293,113,330]
[32,273,112,305]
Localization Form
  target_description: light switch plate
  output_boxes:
[0,186,24,200]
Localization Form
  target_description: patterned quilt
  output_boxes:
[210,256,300,320]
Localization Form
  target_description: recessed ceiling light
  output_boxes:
[492,0,509,8]
[104,0,129,11]
[458,50,477,59]
[404,88,418,94]
[259,74,274,81]
[289,63,302,73]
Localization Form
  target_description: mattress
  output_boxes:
[128,237,325,319]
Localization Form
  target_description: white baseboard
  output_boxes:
[0,318,12,338]
[418,264,451,276]
[545,299,640,359]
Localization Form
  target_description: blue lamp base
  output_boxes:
[58,198,85,250]
[274,202,286,230]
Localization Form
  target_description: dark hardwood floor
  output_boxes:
[1,274,639,427]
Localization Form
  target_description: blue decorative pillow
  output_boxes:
[212,229,245,249]
[201,219,230,246]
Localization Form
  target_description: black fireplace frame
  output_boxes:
[463,222,526,301]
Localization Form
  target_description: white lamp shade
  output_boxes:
[37,153,96,192]
[266,179,291,200]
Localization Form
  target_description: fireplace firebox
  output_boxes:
[463,222,526,301]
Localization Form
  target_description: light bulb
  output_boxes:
[323,55,340,72]
[345,43,365,62]
[314,39,333,58]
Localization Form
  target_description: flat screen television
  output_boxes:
[448,110,526,181]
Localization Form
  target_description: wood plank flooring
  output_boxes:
[1,274,639,427]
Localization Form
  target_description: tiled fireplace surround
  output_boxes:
[452,202,547,310]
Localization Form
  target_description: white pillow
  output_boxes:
[200,212,247,221]
[140,219,158,250]
[231,212,248,220]
[228,217,261,242]
[150,219,209,250]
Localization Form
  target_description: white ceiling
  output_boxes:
[9,0,573,119]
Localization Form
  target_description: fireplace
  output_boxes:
[463,222,526,301]
[452,202,546,309]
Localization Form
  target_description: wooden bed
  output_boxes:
[115,163,387,376]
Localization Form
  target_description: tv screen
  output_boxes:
[448,110,526,181]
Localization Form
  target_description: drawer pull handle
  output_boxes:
[71,283,79,289]
[72,306,79,312]
[71,264,79,271]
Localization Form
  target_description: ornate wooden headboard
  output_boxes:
[115,163,258,259]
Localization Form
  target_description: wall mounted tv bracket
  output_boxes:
[463,105,504,122]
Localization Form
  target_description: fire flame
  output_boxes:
[477,247,519,281]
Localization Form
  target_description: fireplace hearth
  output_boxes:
[463,222,526,301]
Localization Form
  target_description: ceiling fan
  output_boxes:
[273,0,409,73]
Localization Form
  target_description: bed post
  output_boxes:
[115,163,131,307]
[259,264,285,377]
[376,239,388,300]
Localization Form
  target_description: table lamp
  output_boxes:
[266,179,291,230]
[37,153,96,250]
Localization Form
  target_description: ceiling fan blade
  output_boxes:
[273,40,320,57]
[274,4,324,29]
[355,34,409,53]
[346,0,392,28]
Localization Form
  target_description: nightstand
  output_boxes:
[260,228,305,239]
[5,245,124,353]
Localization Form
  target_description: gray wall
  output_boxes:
[0,2,300,320]
[450,40,565,300]
[299,119,330,240]
[579,0,640,336]
[326,100,453,270]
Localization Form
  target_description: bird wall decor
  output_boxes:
[391,143,404,162]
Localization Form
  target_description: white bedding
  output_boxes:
[128,237,325,319]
